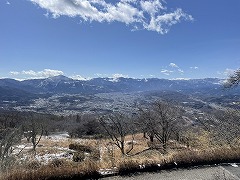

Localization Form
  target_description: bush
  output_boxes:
[49,159,66,168]
[73,152,85,162]
[69,143,93,153]
[90,149,100,161]
[26,160,41,170]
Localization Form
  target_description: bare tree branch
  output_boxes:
[99,113,135,156]
[224,68,240,88]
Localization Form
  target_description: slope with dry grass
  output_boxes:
[1,130,240,180]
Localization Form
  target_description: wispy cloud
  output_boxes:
[71,75,90,81]
[171,77,190,80]
[178,69,184,74]
[107,73,129,82]
[216,68,236,78]
[6,1,10,5]
[9,69,64,79]
[94,73,108,77]
[169,63,179,68]
[161,62,184,75]
[223,68,235,76]
[112,73,129,79]
[30,0,193,34]
[190,66,199,69]
[10,71,20,75]
[161,69,173,76]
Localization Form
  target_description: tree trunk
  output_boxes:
[150,135,154,142]
[143,132,147,139]
[163,143,167,153]
[120,141,125,155]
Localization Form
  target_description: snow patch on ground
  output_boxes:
[47,132,70,141]
[11,132,74,164]
[35,152,73,164]
[99,167,118,175]
[230,163,238,167]
[12,144,32,154]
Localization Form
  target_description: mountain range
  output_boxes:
[1,75,239,113]
[0,75,235,95]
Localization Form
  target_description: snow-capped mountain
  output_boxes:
[0,75,238,96]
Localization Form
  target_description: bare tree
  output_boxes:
[139,101,183,152]
[25,113,44,152]
[99,113,135,156]
[224,68,240,88]
[30,121,43,152]
[0,111,20,129]
[192,108,240,146]
[211,109,240,146]
[138,107,155,143]
[0,128,22,171]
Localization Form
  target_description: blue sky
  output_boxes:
[0,0,240,80]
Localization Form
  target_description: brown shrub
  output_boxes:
[26,160,41,170]
[90,149,101,161]
[69,143,93,153]
[73,151,85,162]
[49,159,66,168]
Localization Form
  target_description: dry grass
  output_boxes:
[117,147,240,175]
[3,160,100,180]
[172,147,240,166]
[1,132,240,179]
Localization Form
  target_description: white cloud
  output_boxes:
[112,73,129,78]
[107,73,129,82]
[178,69,184,74]
[140,0,165,14]
[190,66,199,69]
[161,63,184,75]
[95,73,101,77]
[9,69,64,79]
[71,75,92,81]
[6,1,10,5]
[44,12,50,18]
[94,73,108,77]
[169,63,178,68]
[223,68,235,76]
[217,68,236,78]
[161,69,173,76]
[143,8,193,33]
[30,0,193,34]
[10,71,20,75]
[171,78,190,80]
